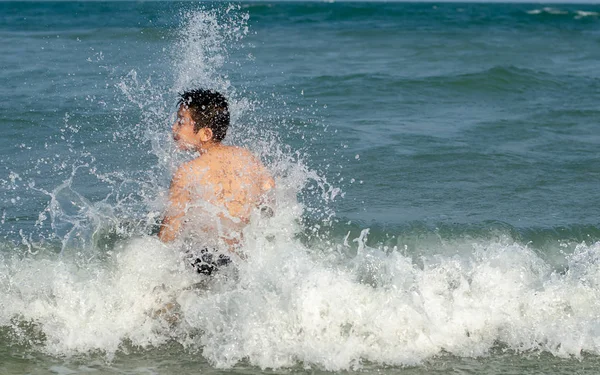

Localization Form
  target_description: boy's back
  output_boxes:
[158,89,274,250]
[177,145,274,232]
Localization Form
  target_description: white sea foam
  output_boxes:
[526,7,598,19]
[575,10,599,19]
[527,8,569,15]
[3,223,600,369]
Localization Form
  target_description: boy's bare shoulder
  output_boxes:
[172,158,208,184]
[227,145,257,158]
[216,145,263,166]
[178,158,206,173]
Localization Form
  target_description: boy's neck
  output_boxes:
[197,141,223,154]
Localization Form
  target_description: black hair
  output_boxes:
[177,89,230,142]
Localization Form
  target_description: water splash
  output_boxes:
[172,5,250,95]
[0,3,338,363]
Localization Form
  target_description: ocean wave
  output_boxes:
[305,219,600,263]
[434,66,563,93]
[241,3,600,27]
[305,66,564,97]
[3,228,600,369]
[526,7,599,20]
[527,7,569,16]
[575,10,600,19]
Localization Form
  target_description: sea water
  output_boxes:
[1,2,600,374]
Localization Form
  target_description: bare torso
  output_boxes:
[158,144,274,246]
[186,146,271,223]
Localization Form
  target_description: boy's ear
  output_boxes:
[199,128,213,142]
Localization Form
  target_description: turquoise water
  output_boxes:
[1,2,600,374]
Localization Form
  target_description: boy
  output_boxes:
[158,89,275,274]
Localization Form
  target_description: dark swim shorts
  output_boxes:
[188,248,231,276]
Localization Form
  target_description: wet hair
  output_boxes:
[177,89,230,142]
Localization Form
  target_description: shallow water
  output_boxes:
[1,1,600,374]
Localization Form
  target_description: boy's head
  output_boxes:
[176,89,230,142]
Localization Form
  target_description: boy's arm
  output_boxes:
[158,169,189,242]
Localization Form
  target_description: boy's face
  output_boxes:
[172,106,198,150]
[172,105,215,151]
